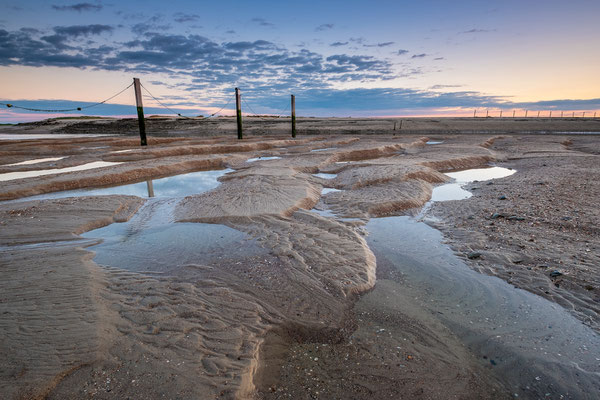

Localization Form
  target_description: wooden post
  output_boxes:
[583,112,586,118]
[513,110,515,118]
[550,111,552,118]
[133,78,147,146]
[500,110,503,118]
[473,109,477,118]
[537,111,540,118]
[594,112,597,118]
[525,110,528,118]
[291,94,296,138]
[561,111,564,118]
[572,111,575,117]
[146,180,155,197]
[393,121,396,131]
[235,87,242,140]
[486,109,489,118]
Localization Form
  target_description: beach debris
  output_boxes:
[491,212,505,219]
[507,216,525,221]
[467,251,482,260]
[549,270,563,278]
[498,195,507,200]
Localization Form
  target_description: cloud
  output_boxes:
[52,3,102,12]
[363,41,395,48]
[460,28,494,34]
[251,18,275,27]
[53,24,113,37]
[174,13,200,23]
[3,88,599,122]
[396,49,409,55]
[411,53,427,58]
[131,16,171,35]
[330,41,348,47]
[429,84,464,90]
[315,24,334,32]
[0,27,395,95]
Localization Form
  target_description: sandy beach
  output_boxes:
[1,118,599,399]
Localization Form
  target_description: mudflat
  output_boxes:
[0,118,598,399]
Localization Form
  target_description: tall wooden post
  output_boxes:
[235,87,242,140]
[486,109,489,118]
[473,109,476,118]
[561,111,564,118]
[500,110,503,118]
[550,111,552,118]
[146,180,155,197]
[291,94,296,138]
[133,78,147,146]
[513,110,515,118]
[583,112,586,118]
[525,110,528,118]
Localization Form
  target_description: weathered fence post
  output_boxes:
[473,109,477,118]
[291,94,296,138]
[513,110,515,118]
[500,110,503,118]
[525,110,528,118]
[550,111,552,118]
[133,78,147,146]
[235,87,242,140]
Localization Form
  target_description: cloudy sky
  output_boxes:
[1,0,599,122]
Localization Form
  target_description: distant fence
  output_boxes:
[472,109,597,119]
[1,77,599,144]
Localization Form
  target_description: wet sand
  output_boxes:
[0,119,599,399]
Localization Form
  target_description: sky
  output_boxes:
[1,0,599,122]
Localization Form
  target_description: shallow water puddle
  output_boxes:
[365,165,599,397]
[431,166,515,202]
[78,167,262,273]
[310,147,338,152]
[2,157,66,167]
[0,161,123,182]
[366,217,600,398]
[313,173,337,179]
[321,188,341,195]
[10,168,234,202]
[82,199,263,273]
[426,140,444,145]
[246,156,282,162]
[0,134,114,140]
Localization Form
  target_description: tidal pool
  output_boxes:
[9,168,234,202]
[364,165,599,397]
[0,161,123,182]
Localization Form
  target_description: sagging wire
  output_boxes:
[0,83,134,112]
[242,96,290,121]
[140,83,194,119]
[206,95,234,118]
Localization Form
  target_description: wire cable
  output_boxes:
[0,83,134,113]
[206,96,234,118]
[140,83,195,119]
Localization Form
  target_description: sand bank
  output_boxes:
[1,125,598,398]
